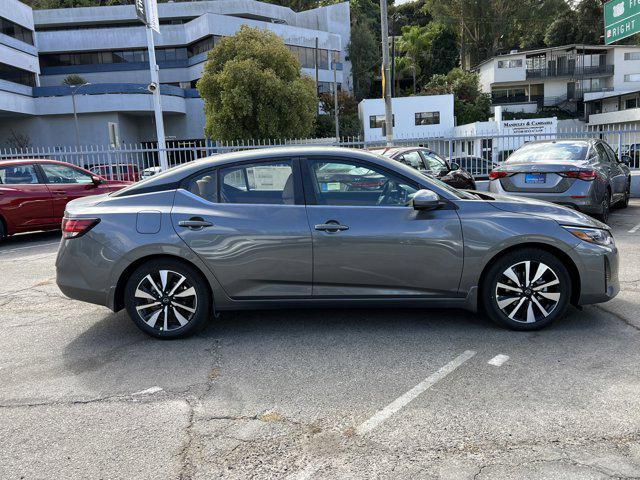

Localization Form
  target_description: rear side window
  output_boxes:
[220,160,294,205]
[0,164,38,184]
[184,170,218,203]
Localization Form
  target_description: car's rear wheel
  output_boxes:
[0,218,5,241]
[124,258,211,339]
[483,249,571,330]
[618,180,631,209]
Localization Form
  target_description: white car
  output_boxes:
[140,166,162,180]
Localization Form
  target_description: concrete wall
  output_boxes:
[358,95,455,142]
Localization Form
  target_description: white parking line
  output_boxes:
[355,350,476,435]
[487,354,510,367]
[0,242,59,254]
[629,223,640,234]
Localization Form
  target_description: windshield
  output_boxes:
[507,141,589,163]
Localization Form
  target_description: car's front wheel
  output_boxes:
[483,249,571,330]
[124,258,212,339]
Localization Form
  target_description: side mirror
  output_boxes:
[450,162,460,171]
[620,155,632,165]
[411,189,441,211]
[91,175,103,186]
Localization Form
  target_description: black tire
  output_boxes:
[0,219,5,242]
[617,180,630,209]
[482,248,571,331]
[124,258,212,339]
[597,190,611,223]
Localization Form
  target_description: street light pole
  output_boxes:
[379,0,393,146]
[70,82,90,158]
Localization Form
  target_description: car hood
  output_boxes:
[478,192,609,229]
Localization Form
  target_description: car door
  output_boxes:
[601,142,628,200]
[0,163,55,231]
[301,157,464,297]
[171,158,313,298]
[39,163,101,219]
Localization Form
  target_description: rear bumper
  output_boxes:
[55,232,117,308]
[489,180,601,213]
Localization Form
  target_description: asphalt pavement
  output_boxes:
[1,203,640,479]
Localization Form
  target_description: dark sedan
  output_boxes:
[373,147,476,190]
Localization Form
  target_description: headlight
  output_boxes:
[563,226,614,246]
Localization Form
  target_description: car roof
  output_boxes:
[113,146,442,198]
[0,158,88,168]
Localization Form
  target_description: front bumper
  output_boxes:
[573,240,619,305]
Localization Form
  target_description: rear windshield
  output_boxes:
[507,141,589,163]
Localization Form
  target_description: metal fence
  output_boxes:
[1,126,640,181]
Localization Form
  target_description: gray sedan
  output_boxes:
[56,147,619,338]
[488,139,632,223]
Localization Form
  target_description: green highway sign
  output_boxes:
[605,0,640,44]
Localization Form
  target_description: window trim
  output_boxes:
[300,156,421,207]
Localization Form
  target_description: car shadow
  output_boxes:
[0,230,60,248]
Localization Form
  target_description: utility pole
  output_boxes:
[70,82,90,155]
[333,53,339,141]
[145,24,168,171]
[379,0,393,146]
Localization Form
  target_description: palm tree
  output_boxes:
[396,26,429,94]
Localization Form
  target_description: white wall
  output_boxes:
[358,95,455,142]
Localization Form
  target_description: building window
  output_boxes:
[0,62,36,86]
[415,112,440,126]
[369,115,395,129]
[497,59,522,68]
[625,98,638,109]
[625,73,640,82]
[0,16,34,46]
[624,52,640,60]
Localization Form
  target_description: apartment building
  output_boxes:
[474,44,640,119]
[0,0,351,147]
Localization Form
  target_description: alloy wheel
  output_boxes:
[133,270,198,332]
[494,260,561,324]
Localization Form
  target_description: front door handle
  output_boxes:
[178,218,213,230]
[315,222,349,232]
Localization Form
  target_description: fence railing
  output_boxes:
[2,126,640,181]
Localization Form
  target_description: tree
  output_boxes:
[315,91,361,138]
[197,26,317,141]
[423,68,491,124]
[397,26,430,94]
[5,130,31,149]
[62,74,88,86]
[545,11,578,46]
[347,21,379,100]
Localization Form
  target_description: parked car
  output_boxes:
[141,166,163,180]
[56,147,618,338]
[488,139,631,223]
[450,156,498,179]
[373,147,476,190]
[89,163,140,182]
[0,159,129,239]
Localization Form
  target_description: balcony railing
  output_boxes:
[491,94,543,105]
[526,64,614,79]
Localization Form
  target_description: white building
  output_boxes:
[358,95,455,142]
[474,44,640,118]
[0,0,352,148]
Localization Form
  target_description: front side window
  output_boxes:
[0,164,38,184]
[421,151,448,173]
[220,160,295,205]
[415,112,440,126]
[41,164,93,184]
[308,160,417,207]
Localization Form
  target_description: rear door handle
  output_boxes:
[178,218,213,230]
[315,222,349,232]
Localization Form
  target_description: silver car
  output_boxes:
[488,139,632,223]
[56,147,619,338]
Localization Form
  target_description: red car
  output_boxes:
[0,159,129,239]
[89,164,141,182]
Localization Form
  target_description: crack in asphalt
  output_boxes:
[595,305,640,332]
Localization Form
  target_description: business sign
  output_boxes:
[605,0,640,44]
[500,118,557,136]
[135,0,160,33]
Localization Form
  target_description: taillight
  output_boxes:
[560,170,597,181]
[61,217,100,239]
[489,171,508,180]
